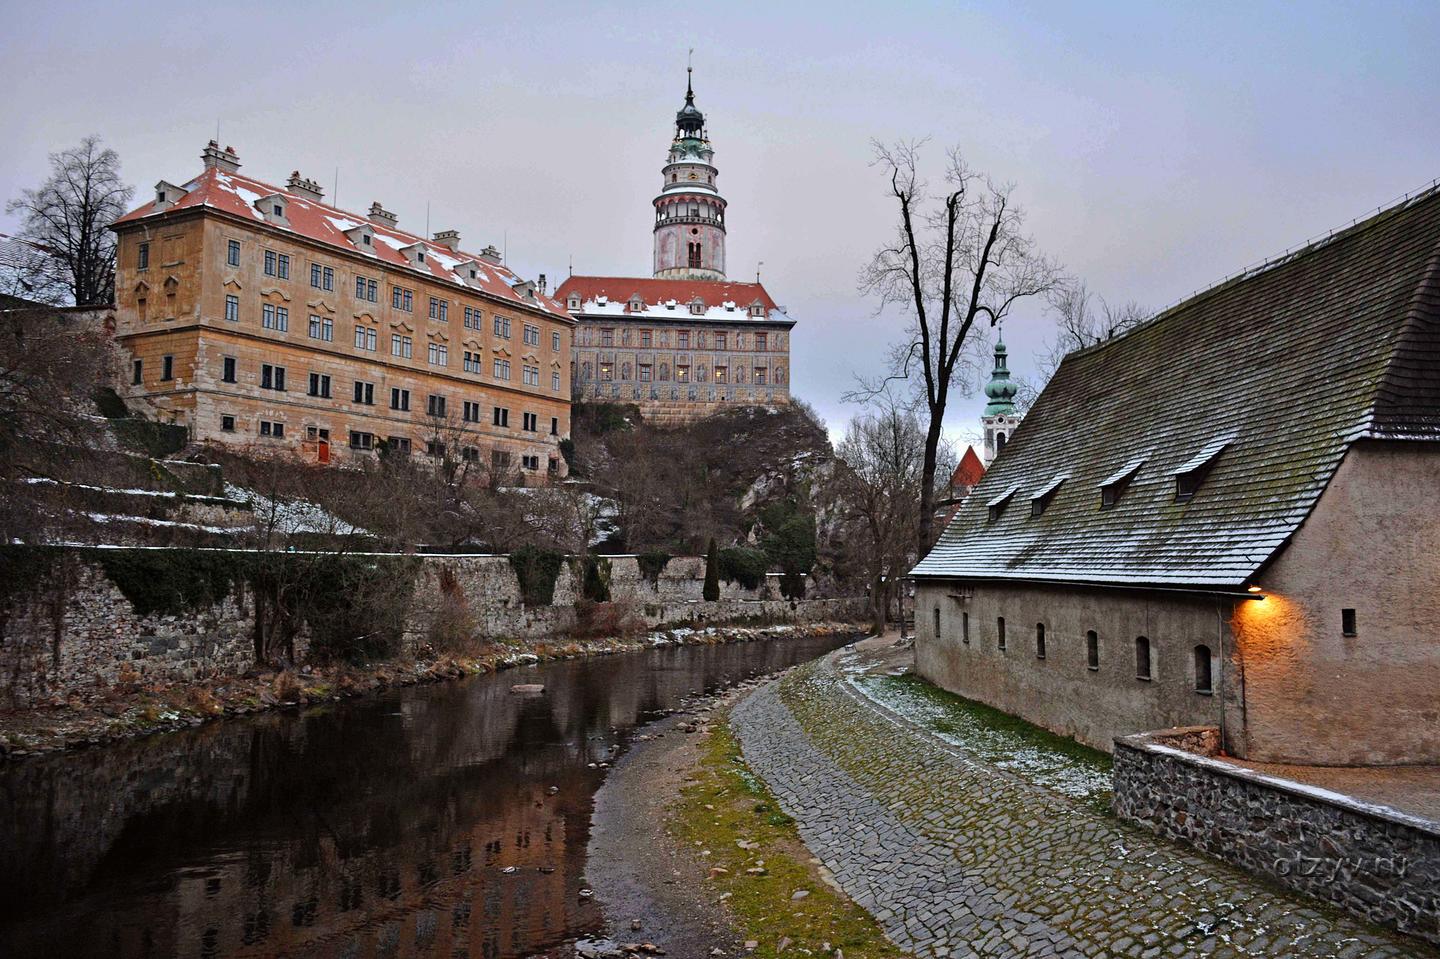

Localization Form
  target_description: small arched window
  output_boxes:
[1135,636,1152,680]
[1086,630,1099,670]
[1194,645,1213,693]
[996,432,1008,454]
[1035,623,1046,659]
[997,616,1007,651]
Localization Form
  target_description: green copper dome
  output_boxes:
[983,340,1017,416]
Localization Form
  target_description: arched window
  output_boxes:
[671,173,677,183]
[688,242,702,268]
[997,616,1007,650]
[1194,645,1213,693]
[1035,623,1046,659]
[1086,630,1099,670]
[1135,636,1152,680]
[996,432,1008,454]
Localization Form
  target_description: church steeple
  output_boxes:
[653,64,727,280]
[981,337,1022,464]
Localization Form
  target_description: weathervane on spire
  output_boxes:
[686,48,694,102]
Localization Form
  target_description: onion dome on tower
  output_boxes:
[982,339,1022,464]
[653,65,727,280]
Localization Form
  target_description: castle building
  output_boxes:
[981,338,1021,464]
[557,71,795,425]
[110,142,573,477]
[911,185,1440,767]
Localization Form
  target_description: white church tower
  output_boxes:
[982,339,1021,464]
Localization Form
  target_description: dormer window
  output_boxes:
[1173,435,1232,503]
[417,251,425,263]
[1030,474,1067,517]
[363,234,372,245]
[272,203,284,217]
[750,304,764,317]
[568,294,581,310]
[987,484,1020,523]
[1099,456,1145,509]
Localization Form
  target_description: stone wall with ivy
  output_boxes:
[0,547,854,707]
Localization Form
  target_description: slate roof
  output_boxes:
[912,185,1440,589]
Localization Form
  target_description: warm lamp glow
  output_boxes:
[1247,585,1263,593]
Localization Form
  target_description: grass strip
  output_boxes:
[671,715,907,958]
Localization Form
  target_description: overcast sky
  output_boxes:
[3,0,1437,448]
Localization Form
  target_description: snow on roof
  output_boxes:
[986,484,1020,508]
[1099,455,1147,488]
[114,164,569,320]
[555,275,792,325]
[1030,473,1068,501]
[912,185,1440,589]
[1172,434,1234,475]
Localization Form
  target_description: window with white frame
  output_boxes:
[428,343,448,366]
[353,380,375,405]
[524,324,540,346]
[308,372,332,398]
[552,330,561,351]
[429,297,448,322]
[262,303,289,332]
[392,334,412,358]
[551,371,561,391]
[227,239,240,267]
[493,406,509,427]
[493,315,511,338]
[225,294,239,322]
[309,314,333,341]
[354,325,377,351]
[390,387,410,411]
[355,276,378,302]
[463,350,482,373]
[261,364,286,391]
[493,358,511,380]
[463,400,481,423]
[522,412,537,432]
[523,365,539,386]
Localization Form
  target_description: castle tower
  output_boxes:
[981,338,1022,464]
[652,67,726,280]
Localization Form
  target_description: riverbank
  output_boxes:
[728,636,1429,958]
[582,639,903,959]
[0,620,863,761]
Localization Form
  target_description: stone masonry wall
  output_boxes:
[1113,730,1440,945]
[0,550,863,708]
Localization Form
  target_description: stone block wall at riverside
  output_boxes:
[1113,729,1440,945]
[0,549,863,707]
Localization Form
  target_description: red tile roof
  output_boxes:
[554,275,780,313]
[950,446,985,490]
[113,167,569,319]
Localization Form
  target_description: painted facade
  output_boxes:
[560,73,795,425]
[110,143,573,478]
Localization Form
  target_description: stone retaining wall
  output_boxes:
[1113,729,1440,945]
[0,549,864,707]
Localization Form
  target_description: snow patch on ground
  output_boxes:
[223,484,364,536]
[848,672,1112,804]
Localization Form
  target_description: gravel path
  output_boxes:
[731,641,1429,959]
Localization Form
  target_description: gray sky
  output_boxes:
[3,0,1437,449]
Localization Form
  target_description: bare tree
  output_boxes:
[854,141,1062,555]
[6,136,133,307]
[1014,281,1149,412]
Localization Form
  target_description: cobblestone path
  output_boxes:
[731,648,1429,959]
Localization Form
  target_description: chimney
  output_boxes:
[479,244,502,265]
[367,201,398,228]
[286,170,325,202]
[433,229,461,250]
[538,273,547,296]
[201,140,241,173]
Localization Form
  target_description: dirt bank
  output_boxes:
[0,621,864,761]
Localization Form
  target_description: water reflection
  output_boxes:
[0,635,853,958]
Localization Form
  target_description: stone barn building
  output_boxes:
[911,186,1440,767]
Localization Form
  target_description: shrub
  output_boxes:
[509,545,565,606]
[427,565,479,654]
[571,599,645,640]
[718,546,769,591]
[93,548,244,617]
[703,539,720,602]
[576,553,612,602]
[759,500,817,600]
[637,550,670,586]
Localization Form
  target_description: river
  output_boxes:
[0,633,855,958]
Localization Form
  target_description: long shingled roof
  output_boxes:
[911,185,1440,589]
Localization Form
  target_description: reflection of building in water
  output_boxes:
[165,768,597,958]
[0,636,851,958]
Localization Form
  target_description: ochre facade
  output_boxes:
[112,158,572,478]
